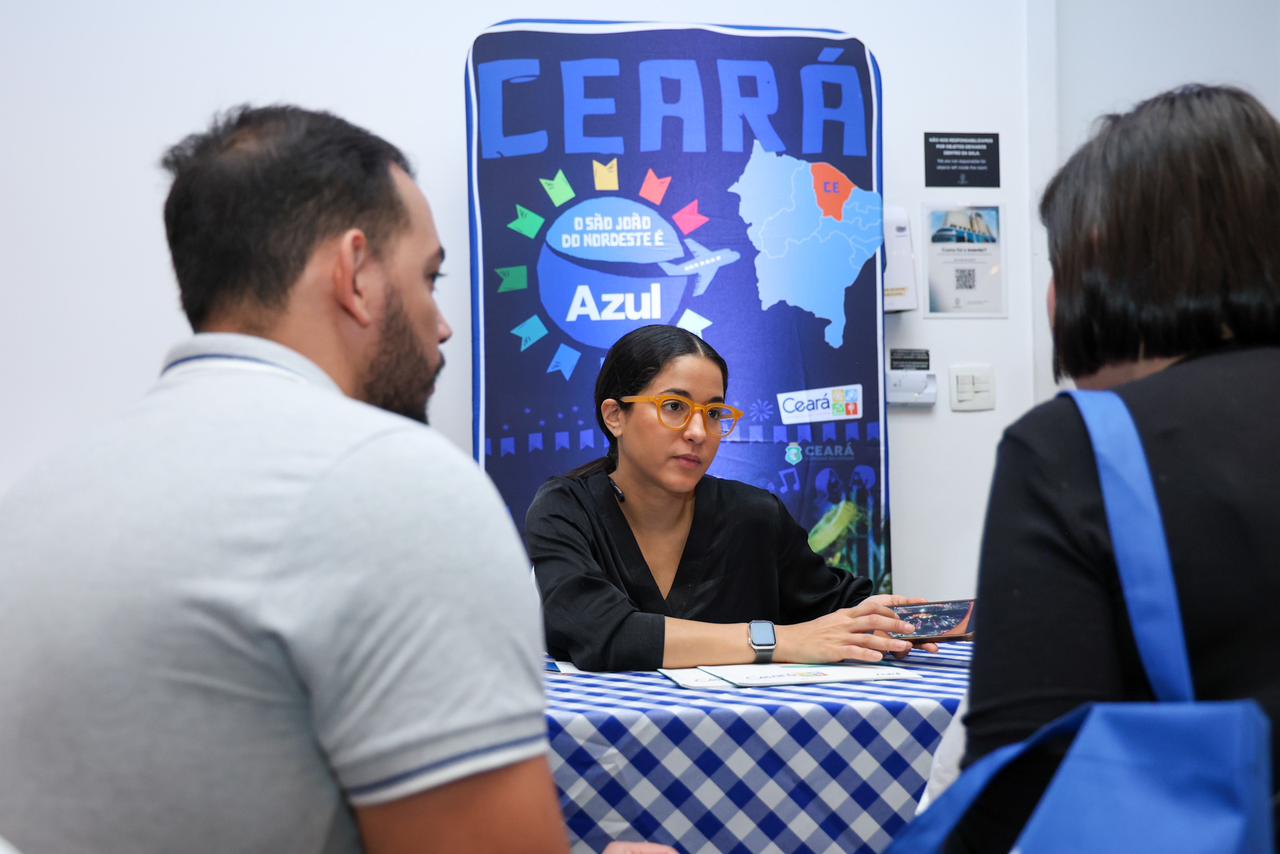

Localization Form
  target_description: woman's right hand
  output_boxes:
[774,601,917,663]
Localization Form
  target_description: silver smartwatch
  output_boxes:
[748,620,776,664]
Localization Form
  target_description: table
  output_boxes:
[544,644,971,853]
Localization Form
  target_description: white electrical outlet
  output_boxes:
[949,363,996,411]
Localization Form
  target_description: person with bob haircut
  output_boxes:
[525,324,936,672]
[950,84,1280,848]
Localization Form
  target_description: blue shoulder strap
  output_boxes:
[1063,390,1194,703]
[888,390,1204,852]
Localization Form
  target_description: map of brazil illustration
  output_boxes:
[732,142,883,348]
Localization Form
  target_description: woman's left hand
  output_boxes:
[860,594,940,656]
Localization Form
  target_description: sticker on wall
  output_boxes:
[467,20,891,590]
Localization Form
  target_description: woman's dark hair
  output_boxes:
[567,325,729,478]
[1041,84,1280,379]
[161,105,412,330]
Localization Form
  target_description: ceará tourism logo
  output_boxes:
[776,384,863,425]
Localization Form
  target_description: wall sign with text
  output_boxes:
[925,205,1006,317]
[924,132,1000,188]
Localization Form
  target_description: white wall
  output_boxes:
[1057,0,1280,158]
[877,4,1049,598]
[4,2,1273,599]
[1039,0,1280,400]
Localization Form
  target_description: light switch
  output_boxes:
[949,363,996,411]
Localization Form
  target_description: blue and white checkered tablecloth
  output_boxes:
[544,643,971,853]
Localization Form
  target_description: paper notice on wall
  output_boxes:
[925,206,1006,318]
[924,133,1001,187]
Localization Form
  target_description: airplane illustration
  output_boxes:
[659,239,741,296]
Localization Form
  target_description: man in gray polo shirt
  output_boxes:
[0,107,587,853]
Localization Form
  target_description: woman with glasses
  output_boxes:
[525,324,928,672]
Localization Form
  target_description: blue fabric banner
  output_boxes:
[466,20,889,589]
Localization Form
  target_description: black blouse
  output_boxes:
[525,471,871,671]
[953,346,1280,850]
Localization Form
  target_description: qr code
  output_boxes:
[955,268,976,290]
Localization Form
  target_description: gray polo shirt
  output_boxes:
[0,334,548,853]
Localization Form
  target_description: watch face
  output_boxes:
[749,621,776,647]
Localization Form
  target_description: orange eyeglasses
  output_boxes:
[620,395,744,437]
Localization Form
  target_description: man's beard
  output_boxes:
[362,289,443,424]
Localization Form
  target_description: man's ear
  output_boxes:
[600,399,625,439]
[333,229,375,328]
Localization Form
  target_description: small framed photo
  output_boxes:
[924,206,1006,318]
